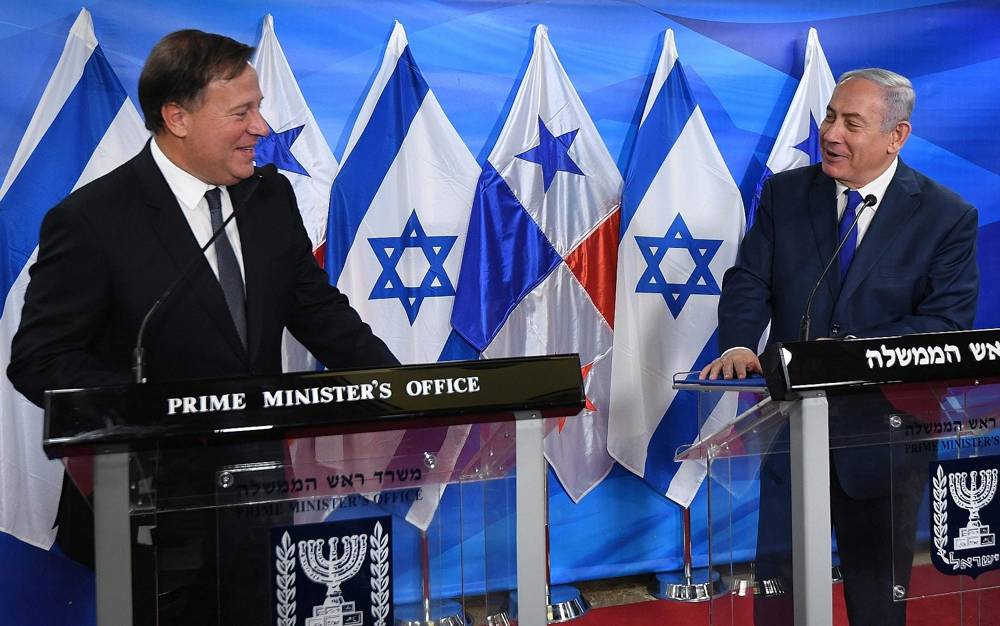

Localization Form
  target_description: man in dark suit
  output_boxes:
[701,68,978,624]
[7,30,397,624]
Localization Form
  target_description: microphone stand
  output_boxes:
[799,194,876,341]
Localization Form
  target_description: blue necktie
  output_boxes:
[838,190,864,283]
[205,188,247,348]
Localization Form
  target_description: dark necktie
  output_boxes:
[838,189,865,283]
[204,188,247,349]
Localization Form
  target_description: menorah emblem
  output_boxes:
[298,534,369,626]
[949,469,998,551]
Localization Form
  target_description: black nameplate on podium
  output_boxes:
[761,328,1000,400]
[44,354,584,457]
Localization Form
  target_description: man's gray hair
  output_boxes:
[838,68,915,132]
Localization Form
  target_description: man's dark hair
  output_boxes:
[138,29,255,133]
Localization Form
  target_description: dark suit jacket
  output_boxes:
[6,143,397,568]
[8,142,396,405]
[719,159,978,496]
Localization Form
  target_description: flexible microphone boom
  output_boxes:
[799,193,877,342]
[132,165,275,383]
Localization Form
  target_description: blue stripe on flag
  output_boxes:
[437,329,480,362]
[325,46,430,285]
[747,165,775,230]
[620,61,697,236]
[0,46,125,305]
[642,328,723,494]
[451,162,563,351]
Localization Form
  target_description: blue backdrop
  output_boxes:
[1,1,997,623]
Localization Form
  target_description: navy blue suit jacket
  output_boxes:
[719,160,978,496]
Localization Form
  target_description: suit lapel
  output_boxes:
[837,161,921,304]
[133,143,248,360]
[807,171,840,301]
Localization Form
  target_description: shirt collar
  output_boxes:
[834,157,898,209]
[150,137,219,210]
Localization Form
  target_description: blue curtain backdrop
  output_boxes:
[1,1,997,622]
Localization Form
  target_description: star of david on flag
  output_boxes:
[515,117,585,192]
[369,210,457,325]
[318,22,480,531]
[634,214,723,318]
[608,30,744,508]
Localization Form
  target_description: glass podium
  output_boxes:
[675,329,1000,626]
[44,355,583,626]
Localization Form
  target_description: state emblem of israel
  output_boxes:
[931,457,1000,578]
[271,516,392,626]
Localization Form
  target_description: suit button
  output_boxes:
[830,323,841,336]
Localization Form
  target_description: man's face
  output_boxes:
[819,77,909,189]
[168,65,268,186]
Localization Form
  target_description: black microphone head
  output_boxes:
[863,193,877,207]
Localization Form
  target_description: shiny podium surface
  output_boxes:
[675,329,1000,626]
[45,355,584,626]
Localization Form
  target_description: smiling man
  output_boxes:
[701,69,979,625]
[8,30,395,624]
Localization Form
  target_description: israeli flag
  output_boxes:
[607,30,744,508]
[451,25,621,502]
[0,9,146,548]
[320,22,479,530]
[749,27,835,226]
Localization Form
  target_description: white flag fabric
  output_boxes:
[320,22,480,530]
[451,25,621,502]
[748,27,835,226]
[0,9,147,548]
[251,14,340,373]
[607,30,744,508]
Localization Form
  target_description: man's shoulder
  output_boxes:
[767,162,824,189]
[899,161,974,215]
[55,148,146,216]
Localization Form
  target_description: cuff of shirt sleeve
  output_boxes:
[720,346,754,358]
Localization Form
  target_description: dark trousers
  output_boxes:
[754,441,929,626]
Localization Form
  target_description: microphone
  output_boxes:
[799,193,877,342]
[132,165,275,383]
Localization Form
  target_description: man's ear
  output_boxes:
[887,120,912,156]
[160,102,189,139]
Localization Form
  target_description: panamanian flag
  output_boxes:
[451,25,620,502]
[251,14,341,374]
[320,22,479,530]
[607,30,744,508]
[748,27,835,227]
[0,9,147,548]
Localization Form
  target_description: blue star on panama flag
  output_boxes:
[634,214,723,318]
[515,116,585,192]
[254,122,309,176]
[368,211,458,325]
[793,114,822,165]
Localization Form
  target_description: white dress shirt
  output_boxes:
[149,138,246,283]
[834,157,898,246]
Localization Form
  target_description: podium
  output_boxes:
[674,329,1000,626]
[44,355,584,626]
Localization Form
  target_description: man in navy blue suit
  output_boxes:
[702,69,979,624]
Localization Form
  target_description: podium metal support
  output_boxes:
[655,506,726,602]
[790,393,832,626]
[94,452,133,625]
[515,413,547,626]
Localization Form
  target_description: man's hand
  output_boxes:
[699,348,762,380]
